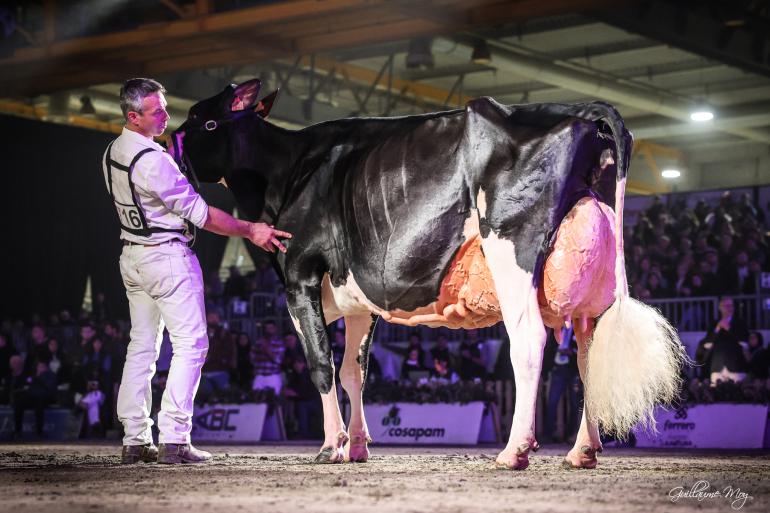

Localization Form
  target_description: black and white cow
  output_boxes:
[171,79,685,470]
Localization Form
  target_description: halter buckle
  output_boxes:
[204,120,217,131]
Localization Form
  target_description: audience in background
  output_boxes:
[458,329,487,381]
[2,189,770,442]
[628,191,769,300]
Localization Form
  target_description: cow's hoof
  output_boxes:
[345,434,372,463]
[314,432,349,464]
[314,446,345,464]
[495,441,538,471]
[562,445,602,470]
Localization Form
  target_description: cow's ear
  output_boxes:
[255,89,279,119]
[231,79,262,112]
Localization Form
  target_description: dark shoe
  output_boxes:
[121,443,159,464]
[157,443,212,464]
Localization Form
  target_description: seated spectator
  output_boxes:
[200,313,235,394]
[234,332,254,390]
[12,360,57,438]
[82,337,112,378]
[672,260,692,297]
[646,272,670,299]
[77,372,106,437]
[0,354,26,405]
[224,265,247,300]
[430,334,455,380]
[282,331,303,368]
[400,348,426,380]
[283,357,321,439]
[543,327,580,443]
[0,333,17,384]
[406,331,427,368]
[251,331,285,394]
[729,250,755,294]
[746,331,769,380]
[23,324,49,376]
[46,338,70,385]
[459,330,487,380]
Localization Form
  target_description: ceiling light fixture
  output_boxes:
[661,169,681,179]
[406,38,434,69]
[690,109,714,122]
[471,39,491,65]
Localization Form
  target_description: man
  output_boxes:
[698,296,750,383]
[12,360,57,439]
[104,78,291,464]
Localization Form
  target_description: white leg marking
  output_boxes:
[481,230,547,470]
[339,315,374,463]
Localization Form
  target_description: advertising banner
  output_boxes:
[634,404,769,449]
[191,403,268,442]
[364,402,485,445]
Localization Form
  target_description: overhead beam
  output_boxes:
[629,102,770,140]
[298,55,473,108]
[593,1,770,79]
[0,0,643,97]
[474,37,770,144]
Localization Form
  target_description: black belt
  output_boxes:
[123,239,183,247]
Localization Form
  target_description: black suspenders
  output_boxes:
[104,143,187,237]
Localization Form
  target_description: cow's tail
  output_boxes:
[580,102,688,437]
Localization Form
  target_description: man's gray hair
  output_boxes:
[119,78,166,119]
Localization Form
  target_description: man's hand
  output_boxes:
[248,223,292,253]
[715,318,731,332]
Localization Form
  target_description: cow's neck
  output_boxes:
[227,119,298,224]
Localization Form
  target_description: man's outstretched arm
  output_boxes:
[203,206,292,253]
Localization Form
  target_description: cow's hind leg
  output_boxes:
[339,314,378,463]
[482,232,547,471]
[564,317,603,469]
[287,296,348,464]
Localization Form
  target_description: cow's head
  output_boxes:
[170,78,278,185]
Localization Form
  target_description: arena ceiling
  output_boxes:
[1,0,770,194]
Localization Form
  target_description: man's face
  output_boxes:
[31,326,45,343]
[80,325,95,341]
[719,299,734,317]
[128,92,170,137]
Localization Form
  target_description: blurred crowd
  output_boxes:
[2,190,770,443]
[627,191,769,300]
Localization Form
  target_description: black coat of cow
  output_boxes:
[173,80,632,394]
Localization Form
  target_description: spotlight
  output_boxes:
[690,109,714,122]
[471,39,491,65]
[406,38,434,69]
[79,95,96,115]
[661,169,681,179]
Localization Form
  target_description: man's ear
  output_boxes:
[231,79,262,112]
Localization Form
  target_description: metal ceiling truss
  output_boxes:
[0,0,635,98]
[593,0,770,79]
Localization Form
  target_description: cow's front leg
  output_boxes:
[286,285,348,464]
[339,314,378,463]
[564,317,603,469]
[482,233,546,471]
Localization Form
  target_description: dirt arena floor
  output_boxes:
[0,443,767,513]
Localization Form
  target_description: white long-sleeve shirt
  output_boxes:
[102,127,209,244]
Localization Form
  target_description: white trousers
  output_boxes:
[116,241,208,445]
